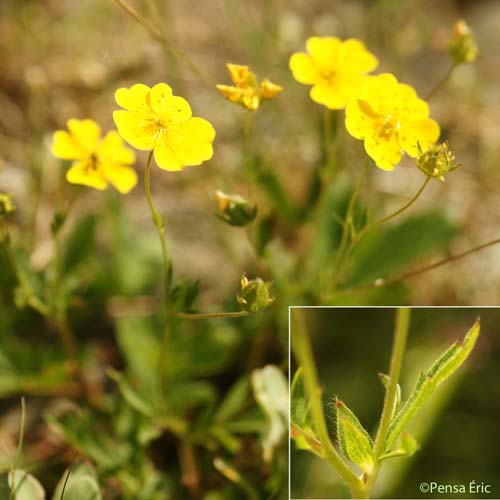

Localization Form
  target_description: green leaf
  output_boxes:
[213,376,250,424]
[346,211,457,286]
[8,470,45,499]
[335,398,374,474]
[251,365,288,462]
[52,462,102,500]
[386,318,480,449]
[379,432,420,461]
[107,368,160,420]
[290,368,308,429]
[290,368,323,455]
[379,372,401,419]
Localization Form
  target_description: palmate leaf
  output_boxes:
[385,318,480,450]
[335,398,374,474]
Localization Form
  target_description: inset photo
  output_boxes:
[290,307,499,499]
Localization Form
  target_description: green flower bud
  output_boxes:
[416,142,459,181]
[448,20,478,65]
[0,193,15,216]
[215,190,257,227]
[236,274,273,313]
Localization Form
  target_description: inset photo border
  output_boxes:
[289,307,500,500]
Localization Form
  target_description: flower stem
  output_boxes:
[330,175,431,291]
[291,310,365,498]
[327,161,369,291]
[112,0,215,85]
[425,63,458,101]
[144,151,172,402]
[336,234,500,296]
[374,308,410,458]
[170,310,248,320]
[144,151,171,308]
[362,308,410,496]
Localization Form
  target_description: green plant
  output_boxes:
[291,309,480,499]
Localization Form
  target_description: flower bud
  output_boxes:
[260,79,284,100]
[448,20,478,65]
[236,274,274,313]
[215,190,257,227]
[0,193,15,216]
[217,63,282,111]
[416,142,459,181]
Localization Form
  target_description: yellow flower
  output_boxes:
[113,83,215,172]
[289,36,378,109]
[345,73,440,170]
[216,63,283,111]
[51,119,137,193]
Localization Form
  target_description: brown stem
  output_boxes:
[337,236,500,295]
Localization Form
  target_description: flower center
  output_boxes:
[320,69,337,85]
[379,114,400,138]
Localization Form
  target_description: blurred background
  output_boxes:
[291,307,500,499]
[1,0,500,306]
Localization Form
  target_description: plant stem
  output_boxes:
[327,161,369,291]
[144,151,171,308]
[373,308,410,459]
[329,175,431,291]
[425,63,458,100]
[144,151,172,402]
[170,310,248,320]
[364,308,410,495]
[291,310,365,498]
[336,235,500,296]
[112,0,215,85]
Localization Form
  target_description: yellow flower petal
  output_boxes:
[115,83,152,113]
[399,118,441,158]
[306,36,341,68]
[154,117,215,171]
[113,110,157,151]
[98,131,136,165]
[310,83,349,110]
[340,39,379,73]
[147,83,192,121]
[66,160,108,190]
[103,163,138,194]
[395,84,429,121]
[51,130,85,160]
[227,63,250,85]
[345,98,381,140]
[260,79,283,100]
[289,53,319,85]
[364,134,402,171]
[66,119,101,154]
[216,84,243,103]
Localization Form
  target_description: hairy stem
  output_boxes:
[291,310,365,498]
[362,309,410,496]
